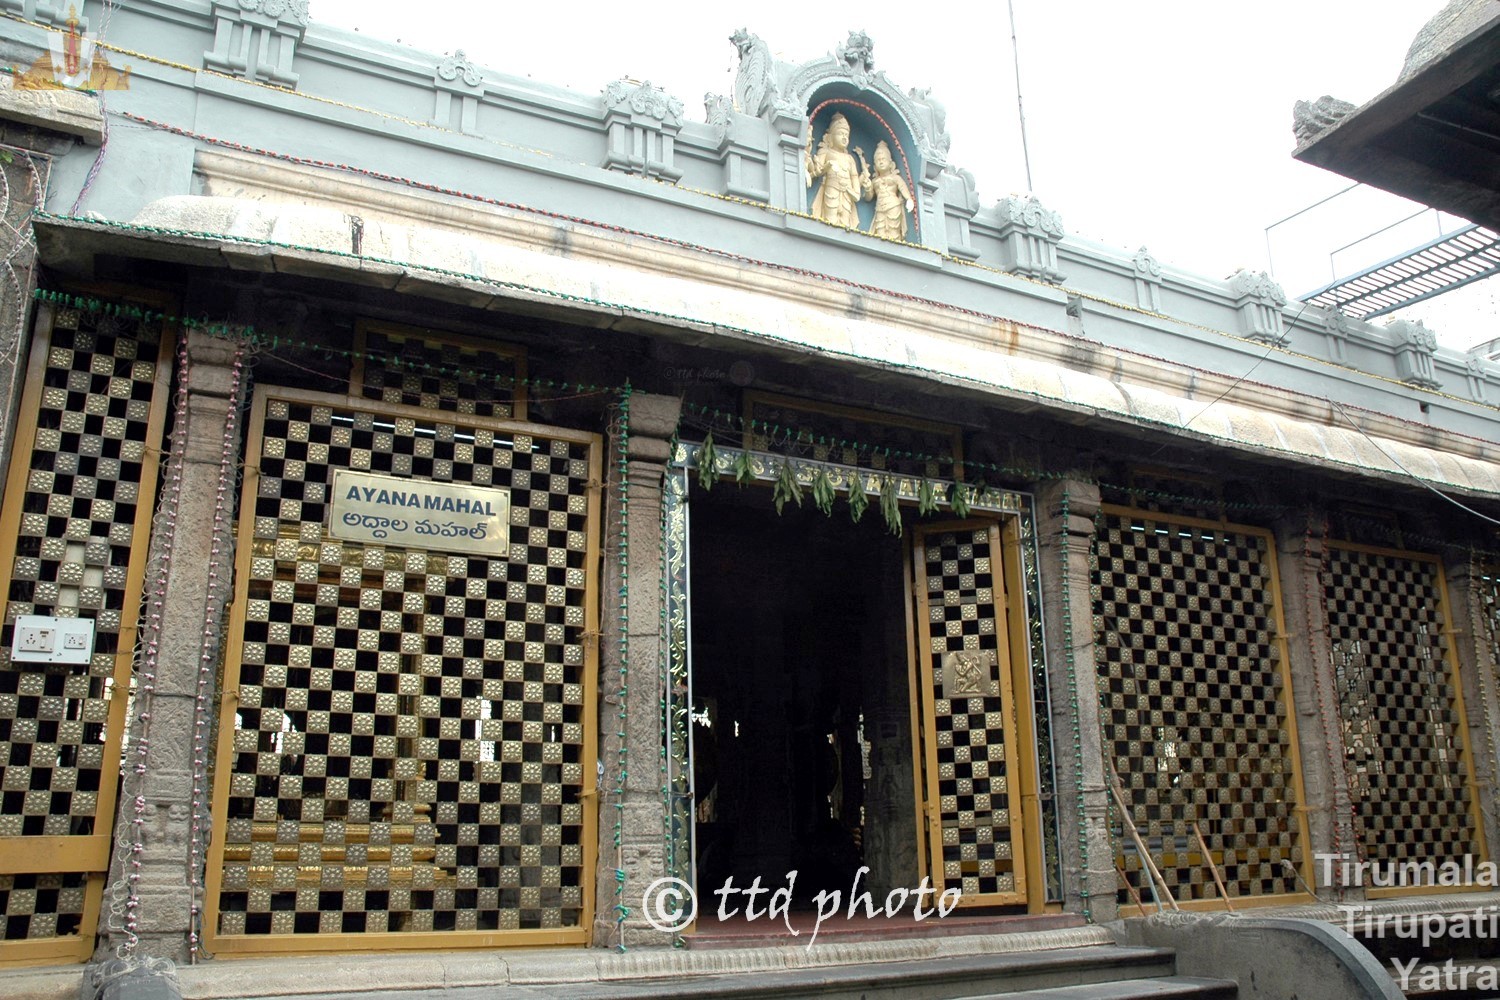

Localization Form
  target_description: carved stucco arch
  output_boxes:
[783,57,945,164]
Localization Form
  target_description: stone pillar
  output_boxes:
[1034,479,1115,922]
[97,331,244,962]
[1441,556,1500,858]
[592,392,681,947]
[1272,510,1359,901]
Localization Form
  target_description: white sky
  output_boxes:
[312,1,1496,347]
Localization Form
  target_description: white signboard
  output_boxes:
[329,469,510,557]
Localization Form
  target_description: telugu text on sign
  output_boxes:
[328,469,511,557]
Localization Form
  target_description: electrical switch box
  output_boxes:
[11,615,94,665]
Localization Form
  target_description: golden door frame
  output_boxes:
[1097,505,1315,915]
[0,293,175,966]
[906,515,1043,910]
[1324,539,1489,900]
[672,439,1057,916]
[205,385,602,955]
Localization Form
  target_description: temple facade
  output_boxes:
[0,1,1497,990]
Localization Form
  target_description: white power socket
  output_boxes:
[16,625,54,653]
[11,616,94,665]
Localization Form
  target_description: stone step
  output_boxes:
[682,911,1085,949]
[956,977,1238,1000]
[247,945,1217,1000]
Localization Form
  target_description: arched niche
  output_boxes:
[782,40,949,243]
[805,83,922,238]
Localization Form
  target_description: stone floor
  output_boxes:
[2,924,1116,1000]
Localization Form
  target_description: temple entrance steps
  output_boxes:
[0,930,1244,999]
[183,940,1238,1000]
[512,944,1239,999]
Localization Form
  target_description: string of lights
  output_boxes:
[187,339,247,958]
[610,386,633,951]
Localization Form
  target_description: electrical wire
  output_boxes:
[1328,397,1500,528]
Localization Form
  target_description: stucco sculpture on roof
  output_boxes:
[806,112,868,228]
[865,141,913,240]
[730,28,777,117]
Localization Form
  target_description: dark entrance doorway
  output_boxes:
[689,487,917,907]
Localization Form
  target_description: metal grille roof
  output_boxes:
[1299,224,1500,319]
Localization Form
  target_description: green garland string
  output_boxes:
[31,288,619,401]
[1059,489,1093,921]
[811,467,836,516]
[879,474,902,536]
[612,383,633,951]
[39,288,1307,528]
[848,470,870,523]
[680,401,1296,517]
[772,458,803,514]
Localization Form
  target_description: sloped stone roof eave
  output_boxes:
[29,199,1500,502]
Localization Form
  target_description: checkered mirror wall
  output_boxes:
[0,304,170,964]
[206,387,601,952]
[354,322,526,421]
[1094,509,1306,906]
[1323,544,1481,883]
[912,522,1027,905]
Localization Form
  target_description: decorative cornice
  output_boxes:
[603,80,684,127]
[232,0,307,25]
[994,195,1064,238]
[1388,317,1438,352]
[1132,246,1161,280]
[1229,269,1287,306]
[436,50,482,90]
[205,0,307,86]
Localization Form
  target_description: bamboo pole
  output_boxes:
[1117,865,1148,912]
[1107,760,1180,911]
[1192,822,1235,913]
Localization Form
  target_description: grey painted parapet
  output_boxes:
[1115,912,1403,1000]
[1,3,1498,443]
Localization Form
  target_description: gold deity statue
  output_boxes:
[864,141,914,241]
[806,113,868,229]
